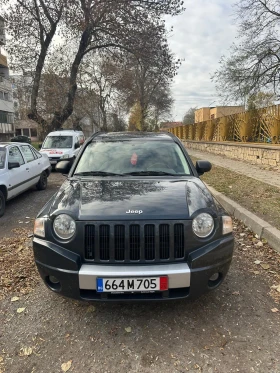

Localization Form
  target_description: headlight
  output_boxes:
[222,216,233,235]
[34,218,45,237]
[61,154,70,159]
[53,214,76,239]
[192,213,214,238]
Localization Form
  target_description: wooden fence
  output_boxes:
[168,105,280,143]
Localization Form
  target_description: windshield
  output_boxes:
[0,148,6,169]
[74,140,191,176]
[42,136,73,149]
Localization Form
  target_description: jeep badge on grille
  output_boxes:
[126,210,143,214]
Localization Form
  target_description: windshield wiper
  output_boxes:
[122,171,183,176]
[74,171,123,176]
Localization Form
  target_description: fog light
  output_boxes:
[208,272,222,288]
[46,275,61,291]
[49,275,60,284]
[209,273,219,282]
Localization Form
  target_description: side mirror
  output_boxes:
[39,144,42,149]
[196,160,212,176]
[74,142,80,149]
[8,162,20,170]
[55,160,72,173]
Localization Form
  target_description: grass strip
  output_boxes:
[191,156,280,230]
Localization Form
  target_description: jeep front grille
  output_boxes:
[84,222,185,263]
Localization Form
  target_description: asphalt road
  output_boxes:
[0,172,65,235]
[0,173,279,373]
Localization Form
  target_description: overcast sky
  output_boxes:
[166,0,237,121]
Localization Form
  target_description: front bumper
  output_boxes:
[33,235,234,301]
[49,156,74,165]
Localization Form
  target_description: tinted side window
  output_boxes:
[8,146,24,166]
[20,145,36,163]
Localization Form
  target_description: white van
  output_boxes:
[40,130,85,167]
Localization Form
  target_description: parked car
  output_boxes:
[10,135,31,144]
[33,132,234,301]
[0,143,51,217]
[40,130,85,169]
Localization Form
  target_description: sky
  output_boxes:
[166,0,238,121]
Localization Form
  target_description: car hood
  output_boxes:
[48,177,218,220]
[0,168,7,175]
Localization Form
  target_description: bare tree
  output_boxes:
[3,0,183,134]
[212,0,280,102]
[122,24,180,130]
[79,54,127,131]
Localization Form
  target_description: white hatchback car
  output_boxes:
[0,142,51,217]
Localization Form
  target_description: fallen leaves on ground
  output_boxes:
[16,307,26,314]
[61,360,72,372]
[233,220,280,304]
[271,284,280,293]
[19,347,33,356]
[125,327,132,333]
[0,228,39,300]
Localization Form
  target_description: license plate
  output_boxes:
[96,277,168,293]
[50,160,58,164]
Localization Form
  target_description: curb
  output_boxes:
[206,184,280,254]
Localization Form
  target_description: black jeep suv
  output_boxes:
[33,132,234,301]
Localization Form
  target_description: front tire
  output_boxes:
[36,171,48,191]
[0,190,6,217]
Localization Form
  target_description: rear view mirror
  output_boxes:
[55,160,72,174]
[8,162,20,169]
[196,160,212,176]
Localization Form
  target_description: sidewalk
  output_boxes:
[187,149,280,189]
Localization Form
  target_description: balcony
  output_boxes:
[0,53,8,67]
[0,75,11,91]
[0,122,13,134]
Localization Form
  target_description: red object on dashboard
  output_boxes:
[131,152,138,165]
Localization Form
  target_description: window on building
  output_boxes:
[0,91,3,99]
[22,128,29,136]
[4,92,8,101]
[30,128,37,137]
[7,113,14,124]
[210,114,215,119]
[0,111,8,124]
[15,129,21,136]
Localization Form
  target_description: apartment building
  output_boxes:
[0,15,14,141]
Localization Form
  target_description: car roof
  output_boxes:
[47,130,84,136]
[91,131,175,141]
[0,142,33,147]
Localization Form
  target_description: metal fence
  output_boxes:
[168,105,280,143]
